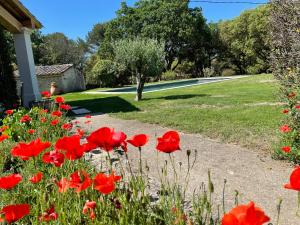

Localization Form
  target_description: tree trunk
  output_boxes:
[135,73,145,101]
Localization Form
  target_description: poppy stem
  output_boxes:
[168,153,178,183]
[125,152,134,179]
[107,151,113,173]
[222,179,227,214]
[33,157,37,170]
[138,147,143,176]
[276,198,282,225]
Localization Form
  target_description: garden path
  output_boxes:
[76,114,298,225]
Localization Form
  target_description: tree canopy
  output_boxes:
[113,38,165,101]
[218,5,271,74]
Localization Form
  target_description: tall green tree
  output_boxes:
[218,5,271,74]
[113,38,165,101]
[86,23,107,52]
[104,0,208,73]
[0,26,18,107]
[39,33,87,72]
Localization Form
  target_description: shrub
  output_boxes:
[161,70,177,81]
[174,61,195,78]
[203,67,215,77]
[221,68,236,77]
[271,1,300,163]
[86,59,125,88]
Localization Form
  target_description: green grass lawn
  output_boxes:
[64,74,283,151]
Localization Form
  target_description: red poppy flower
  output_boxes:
[51,110,63,117]
[0,125,9,133]
[93,172,121,195]
[156,131,180,153]
[288,92,296,98]
[27,129,35,135]
[280,125,291,133]
[121,141,128,152]
[29,172,43,184]
[55,96,65,104]
[82,142,97,153]
[0,174,22,190]
[61,123,73,131]
[295,105,300,109]
[39,109,49,114]
[39,205,58,222]
[77,129,85,136]
[69,171,92,193]
[50,119,59,126]
[87,127,127,152]
[40,117,47,123]
[222,201,269,225]
[282,109,289,114]
[55,178,69,193]
[127,134,149,148]
[85,114,92,118]
[83,201,96,220]
[281,146,291,153]
[284,167,300,191]
[20,115,32,123]
[112,131,127,148]
[41,91,51,98]
[0,134,9,142]
[42,150,65,167]
[5,110,14,115]
[55,135,85,160]
[1,204,30,223]
[59,104,71,111]
[11,138,51,160]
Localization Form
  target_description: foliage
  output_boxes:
[113,38,165,101]
[174,61,195,79]
[38,33,88,72]
[271,0,300,164]
[221,69,236,77]
[86,23,107,52]
[86,58,126,87]
[161,70,177,81]
[218,5,271,75]
[104,0,210,74]
[0,26,18,108]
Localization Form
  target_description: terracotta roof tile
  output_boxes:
[14,64,73,76]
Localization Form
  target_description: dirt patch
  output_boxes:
[244,102,285,106]
[259,79,277,83]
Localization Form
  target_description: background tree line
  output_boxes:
[5,0,272,91]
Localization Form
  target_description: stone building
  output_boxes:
[14,64,86,95]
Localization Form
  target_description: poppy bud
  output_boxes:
[186,149,191,157]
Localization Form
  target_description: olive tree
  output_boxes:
[113,38,165,101]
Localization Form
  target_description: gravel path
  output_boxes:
[76,114,298,225]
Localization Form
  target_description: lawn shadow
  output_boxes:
[68,96,140,114]
[144,94,210,101]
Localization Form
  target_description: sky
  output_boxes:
[22,0,267,40]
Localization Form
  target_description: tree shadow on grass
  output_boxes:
[68,96,140,114]
[143,94,210,101]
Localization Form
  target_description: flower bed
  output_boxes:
[0,95,299,224]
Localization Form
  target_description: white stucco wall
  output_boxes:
[15,67,86,96]
[61,67,86,93]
